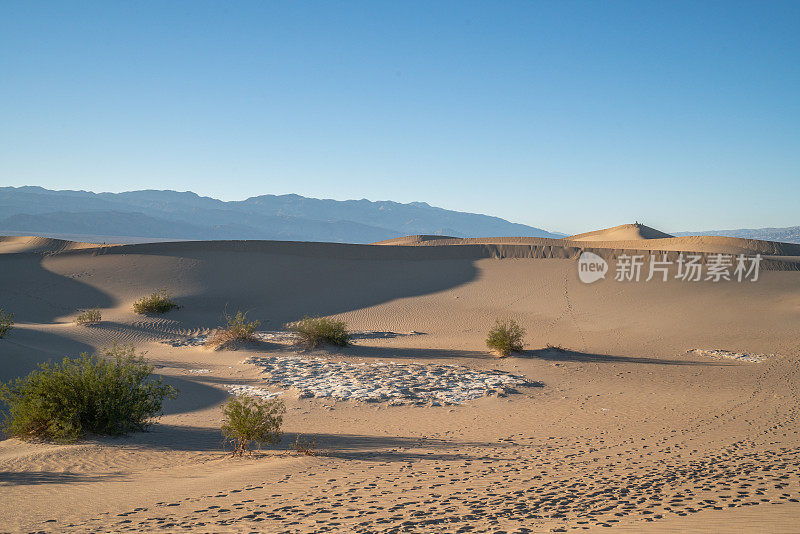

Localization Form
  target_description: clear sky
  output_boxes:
[2,1,798,234]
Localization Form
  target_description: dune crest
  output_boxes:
[567,222,674,241]
[373,231,800,258]
[0,235,107,254]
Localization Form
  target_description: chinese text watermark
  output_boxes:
[578,252,762,284]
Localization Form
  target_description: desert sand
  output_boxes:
[566,223,675,242]
[1,229,800,533]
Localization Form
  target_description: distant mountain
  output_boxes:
[674,227,800,245]
[0,186,560,244]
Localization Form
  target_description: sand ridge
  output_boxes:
[372,232,800,258]
[568,223,675,241]
[0,235,109,254]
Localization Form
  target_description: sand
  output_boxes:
[1,231,799,533]
[373,229,800,256]
[567,223,675,242]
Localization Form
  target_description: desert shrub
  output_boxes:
[294,434,316,456]
[206,310,260,349]
[76,309,102,326]
[0,308,13,338]
[132,289,178,315]
[287,316,350,348]
[221,395,285,456]
[0,344,177,442]
[485,318,526,357]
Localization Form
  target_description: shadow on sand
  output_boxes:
[90,243,480,329]
[0,329,96,382]
[522,347,733,366]
[319,344,491,361]
[158,375,231,417]
[259,343,727,366]
[0,254,113,323]
[118,425,511,463]
[0,470,126,486]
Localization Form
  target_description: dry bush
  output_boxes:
[545,343,567,353]
[485,318,526,357]
[132,289,179,315]
[221,395,285,457]
[207,311,260,349]
[286,316,350,348]
[76,309,102,326]
[0,308,13,338]
[294,434,316,456]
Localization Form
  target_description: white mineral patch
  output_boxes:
[244,355,534,405]
[164,330,424,347]
[165,336,207,347]
[225,384,283,399]
[688,348,769,363]
[187,368,211,374]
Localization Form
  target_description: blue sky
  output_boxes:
[2,1,798,234]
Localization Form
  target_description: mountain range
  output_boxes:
[0,186,560,243]
[2,187,798,245]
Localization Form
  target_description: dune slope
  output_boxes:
[568,222,674,241]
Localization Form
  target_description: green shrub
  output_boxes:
[485,318,526,357]
[221,395,285,456]
[132,289,178,315]
[0,308,13,338]
[0,344,177,442]
[76,309,102,326]
[287,316,350,348]
[206,310,260,349]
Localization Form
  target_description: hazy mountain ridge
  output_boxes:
[4,187,796,244]
[0,186,559,243]
[673,227,800,245]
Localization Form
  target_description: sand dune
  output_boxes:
[1,230,799,533]
[375,231,800,258]
[568,222,674,241]
[0,235,106,254]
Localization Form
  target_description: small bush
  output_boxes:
[0,308,13,338]
[485,318,526,357]
[132,289,178,315]
[206,311,260,349]
[287,316,350,348]
[76,309,102,326]
[294,434,316,456]
[221,395,285,456]
[0,344,177,442]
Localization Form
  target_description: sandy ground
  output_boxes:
[1,232,799,533]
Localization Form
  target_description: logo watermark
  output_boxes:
[578,252,762,284]
[578,252,608,284]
